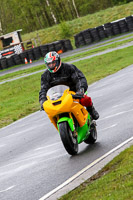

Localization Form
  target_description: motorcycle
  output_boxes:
[43,85,97,155]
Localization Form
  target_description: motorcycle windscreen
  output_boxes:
[46,85,69,100]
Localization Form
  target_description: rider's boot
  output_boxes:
[87,104,99,120]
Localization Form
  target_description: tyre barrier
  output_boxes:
[53,41,64,53]
[32,47,42,60]
[19,51,28,64]
[40,44,48,57]
[111,21,121,35]
[63,39,73,51]
[0,39,73,70]
[26,49,35,62]
[6,56,15,68]
[0,58,7,69]
[47,43,55,52]
[118,19,129,33]
[104,22,114,37]
[0,60,1,70]
[126,16,133,31]
[90,28,100,41]
[12,54,22,65]
[96,26,107,39]
[74,15,133,48]
[74,32,86,48]
[82,29,93,45]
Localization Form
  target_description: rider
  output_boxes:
[39,51,99,120]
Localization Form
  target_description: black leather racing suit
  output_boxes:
[39,62,88,106]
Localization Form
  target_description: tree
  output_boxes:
[72,0,80,18]
[0,0,131,35]
[46,0,57,24]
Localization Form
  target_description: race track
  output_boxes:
[0,64,133,200]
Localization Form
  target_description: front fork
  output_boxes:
[57,112,91,144]
[57,113,75,133]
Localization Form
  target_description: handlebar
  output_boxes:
[72,94,84,99]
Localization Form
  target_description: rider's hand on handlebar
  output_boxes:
[40,104,44,111]
[74,88,84,99]
[76,88,84,96]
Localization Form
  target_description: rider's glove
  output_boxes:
[40,100,45,111]
[41,104,44,111]
[76,88,84,95]
[76,88,84,98]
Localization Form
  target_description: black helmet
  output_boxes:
[44,51,61,73]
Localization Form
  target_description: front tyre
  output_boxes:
[59,122,78,155]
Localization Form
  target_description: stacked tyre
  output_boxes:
[82,29,93,45]
[60,40,67,52]
[118,19,129,33]
[0,58,7,69]
[96,26,107,39]
[0,59,1,70]
[126,16,133,31]
[40,45,48,57]
[53,41,64,53]
[111,21,121,35]
[6,56,15,68]
[74,32,85,48]
[12,54,22,65]
[62,39,73,51]
[90,28,100,42]
[104,23,114,37]
[19,51,28,64]
[26,49,35,62]
[47,43,55,52]
[32,47,42,60]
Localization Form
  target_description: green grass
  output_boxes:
[73,45,133,85]
[59,145,133,200]
[0,73,41,127]
[21,2,133,48]
[0,65,45,82]
[0,35,133,82]
[0,45,133,128]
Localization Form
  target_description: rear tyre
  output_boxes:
[59,122,78,155]
[84,121,97,144]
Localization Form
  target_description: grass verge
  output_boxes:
[59,145,133,200]
[0,45,133,128]
[0,65,45,82]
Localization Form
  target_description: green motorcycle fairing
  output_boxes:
[57,114,91,144]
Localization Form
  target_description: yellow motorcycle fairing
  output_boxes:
[43,89,88,130]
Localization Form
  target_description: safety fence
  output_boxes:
[74,15,133,48]
[0,39,73,70]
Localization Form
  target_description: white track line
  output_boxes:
[0,185,15,193]
[112,100,133,108]
[34,142,61,151]
[0,144,6,148]
[98,124,117,132]
[99,108,133,121]
[39,136,133,200]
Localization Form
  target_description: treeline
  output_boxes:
[0,0,132,35]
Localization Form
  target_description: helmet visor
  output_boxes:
[47,60,56,70]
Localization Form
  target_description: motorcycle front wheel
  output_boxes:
[59,122,78,155]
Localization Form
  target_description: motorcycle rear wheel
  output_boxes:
[84,121,97,144]
[59,122,78,155]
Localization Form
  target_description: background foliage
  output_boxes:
[0,0,132,35]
